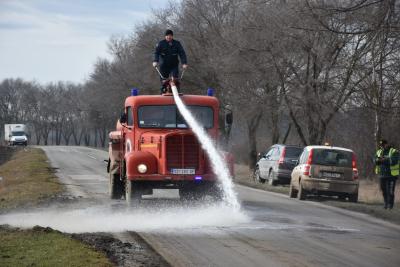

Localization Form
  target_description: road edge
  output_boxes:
[236,183,400,231]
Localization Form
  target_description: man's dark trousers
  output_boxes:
[160,66,179,80]
[380,176,397,209]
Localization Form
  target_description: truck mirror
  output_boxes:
[120,113,127,124]
[225,112,233,125]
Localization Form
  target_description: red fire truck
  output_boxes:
[107,88,233,204]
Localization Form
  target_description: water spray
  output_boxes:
[170,85,240,210]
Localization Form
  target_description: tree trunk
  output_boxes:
[247,112,263,171]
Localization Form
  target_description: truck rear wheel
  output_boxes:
[109,172,123,199]
[125,180,142,205]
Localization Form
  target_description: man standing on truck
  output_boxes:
[152,29,188,93]
[375,139,399,209]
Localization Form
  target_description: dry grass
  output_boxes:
[0,148,114,266]
[0,226,113,267]
[358,179,400,204]
[0,147,63,211]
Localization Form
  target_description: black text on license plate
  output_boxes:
[322,172,341,178]
[171,169,195,175]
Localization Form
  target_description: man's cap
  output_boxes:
[380,139,388,145]
[165,29,173,36]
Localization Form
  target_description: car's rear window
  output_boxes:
[312,149,352,167]
[285,147,303,158]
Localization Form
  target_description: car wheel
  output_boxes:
[297,181,306,200]
[289,184,297,198]
[268,170,277,186]
[349,193,358,203]
[253,167,266,184]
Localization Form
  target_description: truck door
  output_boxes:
[124,106,134,153]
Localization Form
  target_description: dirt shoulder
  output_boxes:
[234,164,400,225]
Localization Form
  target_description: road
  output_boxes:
[40,146,400,267]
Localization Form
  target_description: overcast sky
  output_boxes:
[0,0,171,84]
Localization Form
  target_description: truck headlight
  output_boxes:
[137,164,147,174]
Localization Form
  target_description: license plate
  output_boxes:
[171,168,195,175]
[322,172,341,178]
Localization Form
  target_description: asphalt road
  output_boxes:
[40,146,400,267]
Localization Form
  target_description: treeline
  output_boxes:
[1,0,399,177]
[0,79,118,147]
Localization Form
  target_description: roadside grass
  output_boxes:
[0,147,63,211]
[234,164,400,224]
[0,225,113,267]
[0,147,114,267]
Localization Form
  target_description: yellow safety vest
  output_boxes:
[376,148,400,176]
[389,148,399,176]
[375,149,383,175]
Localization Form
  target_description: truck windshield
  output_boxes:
[138,105,214,129]
[11,131,25,136]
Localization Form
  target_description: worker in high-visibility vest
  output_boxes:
[375,140,399,209]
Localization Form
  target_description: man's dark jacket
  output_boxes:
[153,40,187,69]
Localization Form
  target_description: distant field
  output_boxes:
[234,164,400,224]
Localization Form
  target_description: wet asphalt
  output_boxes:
[39,146,400,267]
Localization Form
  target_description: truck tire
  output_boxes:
[180,187,203,201]
[125,180,142,205]
[109,172,123,199]
[179,188,193,201]
[208,183,224,201]
[297,182,306,200]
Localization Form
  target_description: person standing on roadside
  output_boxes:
[152,29,188,93]
[375,140,399,209]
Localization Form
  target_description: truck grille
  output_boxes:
[166,135,199,171]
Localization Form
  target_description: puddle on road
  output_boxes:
[0,201,359,234]
[0,202,251,234]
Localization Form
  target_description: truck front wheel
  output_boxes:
[125,180,142,205]
[109,172,123,199]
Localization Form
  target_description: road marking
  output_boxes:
[87,154,97,160]
[69,175,106,181]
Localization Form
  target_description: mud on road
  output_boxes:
[71,231,170,267]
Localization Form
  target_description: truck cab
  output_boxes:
[108,91,231,204]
